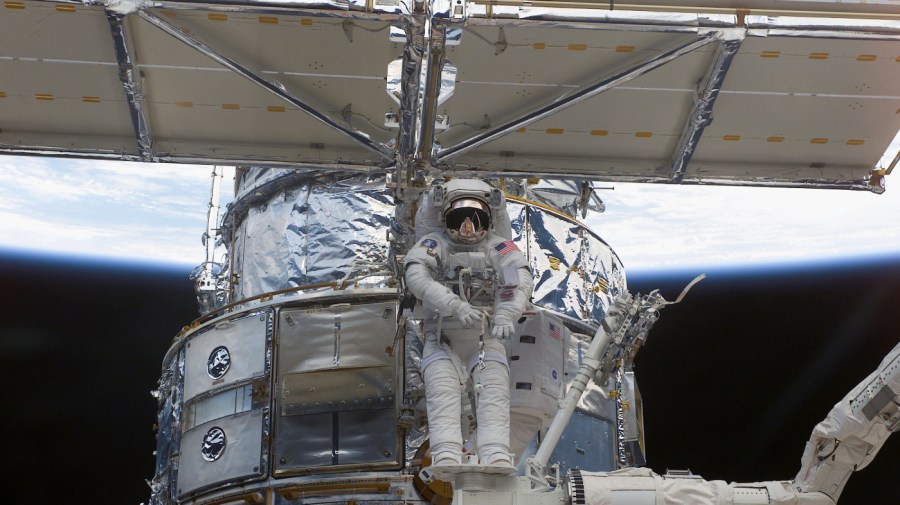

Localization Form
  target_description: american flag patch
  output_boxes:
[549,323,561,341]
[494,240,519,256]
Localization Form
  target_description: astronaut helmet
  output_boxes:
[441,179,495,245]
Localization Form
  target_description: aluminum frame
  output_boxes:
[106,12,154,160]
[668,29,743,182]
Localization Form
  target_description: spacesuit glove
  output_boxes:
[456,302,482,328]
[491,314,515,340]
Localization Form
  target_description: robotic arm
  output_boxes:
[566,344,899,505]
[793,341,900,501]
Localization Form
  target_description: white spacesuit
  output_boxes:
[404,179,533,471]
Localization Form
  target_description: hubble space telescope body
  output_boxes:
[0,0,898,504]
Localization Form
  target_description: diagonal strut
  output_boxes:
[436,32,721,164]
[669,30,744,182]
[137,10,395,162]
[107,11,154,161]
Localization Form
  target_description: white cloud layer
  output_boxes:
[0,157,213,265]
[589,182,900,272]
[0,156,898,273]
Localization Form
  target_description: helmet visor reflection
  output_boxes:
[445,199,490,232]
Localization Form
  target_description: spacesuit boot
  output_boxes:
[471,339,516,474]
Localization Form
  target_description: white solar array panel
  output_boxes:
[0,0,897,191]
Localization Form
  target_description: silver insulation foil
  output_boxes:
[150,350,184,505]
[106,11,153,160]
[225,169,626,326]
[226,170,395,301]
[403,321,429,468]
[465,4,736,30]
[511,200,626,325]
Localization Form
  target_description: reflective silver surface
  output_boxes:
[177,410,267,497]
[183,312,269,402]
[466,5,735,29]
[149,353,181,505]
[275,300,402,473]
[402,321,428,467]
[282,366,395,415]
[228,170,394,300]
[669,30,744,182]
[746,14,900,34]
[138,0,409,18]
[515,201,627,325]
[105,12,153,160]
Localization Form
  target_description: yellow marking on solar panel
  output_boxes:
[35,93,54,101]
[81,96,101,103]
[300,18,313,25]
[4,1,25,8]
[847,139,865,145]
[568,44,588,51]
[176,101,194,107]
[590,130,608,136]
[810,138,829,144]
[0,91,6,98]
[857,54,876,61]
[267,106,286,112]
[208,13,227,21]
[760,51,780,58]
[55,4,76,12]
[162,10,176,17]
[222,103,241,110]
[515,128,527,133]
[896,56,900,62]
[634,131,653,138]
[723,135,741,141]
[533,43,546,49]
[767,136,785,143]
[616,45,635,53]
[259,16,278,24]
[808,52,829,60]
[546,128,565,134]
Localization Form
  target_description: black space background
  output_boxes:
[0,251,897,504]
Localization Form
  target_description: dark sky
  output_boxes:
[630,261,900,502]
[0,251,897,504]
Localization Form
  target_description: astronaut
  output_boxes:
[404,179,533,471]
